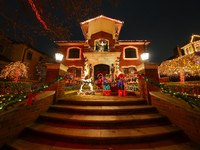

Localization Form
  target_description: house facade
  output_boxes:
[173,34,200,58]
[55,15,151,80]
[0,35,53,80]
[181,34,200,56]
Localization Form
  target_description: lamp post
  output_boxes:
[140,41,149,62]
[55,51,64,63]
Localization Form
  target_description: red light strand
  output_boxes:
[28,0,48,30]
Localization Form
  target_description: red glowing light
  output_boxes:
[28,0,48,30]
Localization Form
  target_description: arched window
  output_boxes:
[68,48,80,58]
[124,47,137,59]
[71,67,82,77]
[122,67,137,76]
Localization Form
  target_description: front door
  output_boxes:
[94,64,110,81]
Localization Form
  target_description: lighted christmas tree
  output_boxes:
[36,57,53,81]
[0,61,29,82]
[158,52,200,77]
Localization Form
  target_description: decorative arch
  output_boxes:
[123,46,139,60]
[66,47,82,60]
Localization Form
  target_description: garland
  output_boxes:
[1,74,200,111]
[137,75,200,109]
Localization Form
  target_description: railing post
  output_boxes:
[45,63,67,103]
[136,63,160,105]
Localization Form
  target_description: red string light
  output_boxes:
[28,0,48,30]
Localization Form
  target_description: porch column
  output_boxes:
[136,63,160,105]
[45,63,67,103]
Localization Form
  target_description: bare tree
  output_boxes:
[0,0,120,45]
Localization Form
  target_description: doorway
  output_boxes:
[94,64,110,80]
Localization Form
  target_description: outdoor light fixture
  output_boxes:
[140,52,149,61]
[140,41,149,61]
[55,51,64,62]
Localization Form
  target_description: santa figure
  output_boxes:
[116,70,126,96]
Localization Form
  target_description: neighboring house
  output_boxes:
[158,34,200,83]
[181,34,200,55]
[173,34,200,58]
[0,34,53,80]
[55,15,151,80]
[0,35,13,73]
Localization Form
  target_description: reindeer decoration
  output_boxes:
[79,63,94,93]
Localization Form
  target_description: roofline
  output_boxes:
[181,39,200,49]
[119,40,151,45]
[190,34,200,43]
[54,40,85,43]
[118,40,151,42]
[15,41,53,59]
[80,15,124,25]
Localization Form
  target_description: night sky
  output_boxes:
[2,0,200,63]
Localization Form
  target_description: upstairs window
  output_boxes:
[124,47,137,59]
[26,51,33,60]
[68,48,80,59]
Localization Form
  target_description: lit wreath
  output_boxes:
[96,38,107,47]
[102,71,107,76]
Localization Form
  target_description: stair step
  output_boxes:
[6,138,199,150]
[25,123,182,144]
[59,95,143,102]
[38,112,170,127]
[49,105,158,115]
[58,98,146,106]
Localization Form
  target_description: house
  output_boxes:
[55,15,151,80]
[173,34,200,58]
[0,34,53,80]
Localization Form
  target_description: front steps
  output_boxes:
[5,94,199,149]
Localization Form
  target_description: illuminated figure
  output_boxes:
[116,70,126,96]
[79,63,93,93]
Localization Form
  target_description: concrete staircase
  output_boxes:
[5,93,199,150]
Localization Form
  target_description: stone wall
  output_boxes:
[150,91,200,145]
[0,91,55,148]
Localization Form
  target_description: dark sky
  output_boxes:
[2,0,200,63]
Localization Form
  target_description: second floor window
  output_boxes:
[125,48,137,58]
[68,48,80,58]
[26,51,33,60]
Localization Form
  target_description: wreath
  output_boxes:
[96,38,107,46]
